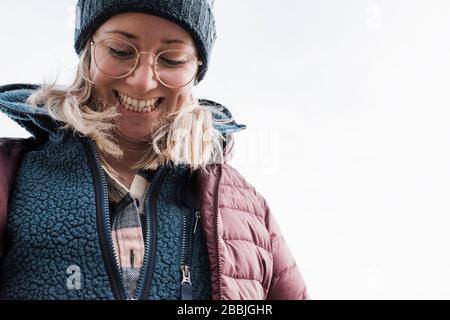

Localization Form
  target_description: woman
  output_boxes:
[0,0,308,300]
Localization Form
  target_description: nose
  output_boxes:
[125,54,159,93]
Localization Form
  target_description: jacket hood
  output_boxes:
[0,83,246,141]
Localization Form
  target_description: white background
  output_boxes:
[1,0,450,299]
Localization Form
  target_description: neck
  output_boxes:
[108,131,150,174]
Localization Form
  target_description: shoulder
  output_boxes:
[219,164,272,221]
[220,164,260,196]
[220,164,289,237]
[196,163,272,220]
[197,163,269,207]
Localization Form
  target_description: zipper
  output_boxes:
[82,138,126,300]
[214,165,224,299]
[193,210,200,234]
[134,166,168,300]
[180,209,200,300]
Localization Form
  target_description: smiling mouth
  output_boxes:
[113,90,165,113]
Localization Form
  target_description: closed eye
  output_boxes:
[158,57,187,67]
[108,47,136,59]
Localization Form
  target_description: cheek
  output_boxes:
[90,64,115,98]
[89,60,97,81]
[90,62,105,84]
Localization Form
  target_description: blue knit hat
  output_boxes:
[74,0,216,83]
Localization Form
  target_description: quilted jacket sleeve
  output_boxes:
[264,199,309,300]
[0,138,34,259]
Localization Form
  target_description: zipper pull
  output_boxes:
[193,211,200,234]
[181,265,192,285]
[180,265,193,300]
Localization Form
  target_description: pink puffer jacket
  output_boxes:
[0,138,309,300]
[196,164,308,299]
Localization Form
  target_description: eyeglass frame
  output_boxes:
[90,37,203,89]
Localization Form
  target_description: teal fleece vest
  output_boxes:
[0,132,212,299]
[0,134,114,299]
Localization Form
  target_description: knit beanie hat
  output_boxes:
[74,0,216,83]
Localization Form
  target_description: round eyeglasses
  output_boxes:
[91,38,203,89]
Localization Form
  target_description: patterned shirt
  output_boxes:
[102,166,155,299]
[101,165,211,300]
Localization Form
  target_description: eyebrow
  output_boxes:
[105,30,188,45]
[105,30,138,39]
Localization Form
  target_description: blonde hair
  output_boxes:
[26,43,232,174]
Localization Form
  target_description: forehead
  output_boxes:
[96,12,195,47]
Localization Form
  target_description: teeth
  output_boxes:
[117,92,162,112]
